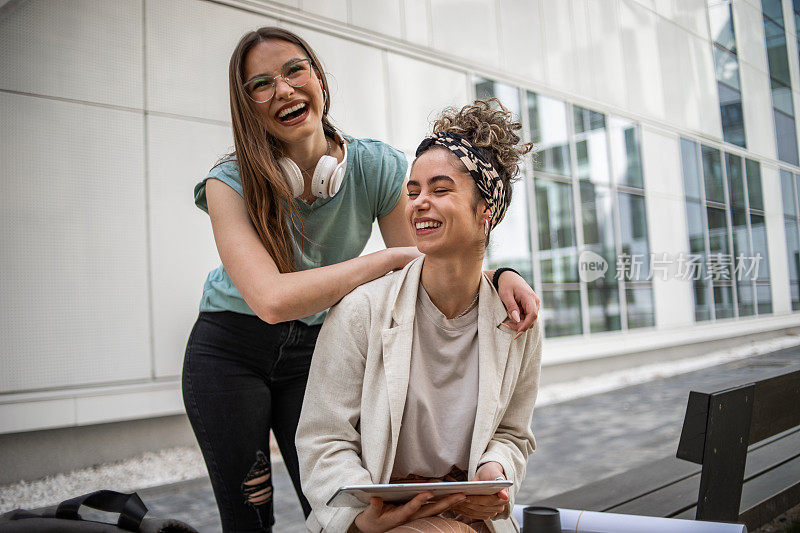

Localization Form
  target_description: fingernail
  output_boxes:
[511,310,521,322]
[514,331,523,340]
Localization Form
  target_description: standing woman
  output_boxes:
[183,27,539,532]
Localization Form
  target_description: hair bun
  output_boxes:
[431,98,533,185]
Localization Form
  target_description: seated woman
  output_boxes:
[296,99,543,533]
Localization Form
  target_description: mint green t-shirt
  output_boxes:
[194,136,407,325]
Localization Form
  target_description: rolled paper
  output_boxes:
[512,505,747,533]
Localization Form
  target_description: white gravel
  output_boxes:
[2,333,797,513]
[0,446,207,513]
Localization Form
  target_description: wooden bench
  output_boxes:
[532,365,800,531]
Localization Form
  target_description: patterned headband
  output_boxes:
[415,131,507,231]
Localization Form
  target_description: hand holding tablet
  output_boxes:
[327,480,513,507]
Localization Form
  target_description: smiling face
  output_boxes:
[406,148,489,257]
[242,38,325,147]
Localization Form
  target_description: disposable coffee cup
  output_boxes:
[522,506,561,533]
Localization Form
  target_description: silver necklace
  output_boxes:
[453,292,479,319]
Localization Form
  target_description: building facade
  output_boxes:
[2,0,800,457]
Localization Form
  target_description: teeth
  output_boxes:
[415,221,442,230]
[279,103,306,119]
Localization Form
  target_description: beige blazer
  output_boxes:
[296,257,543,533]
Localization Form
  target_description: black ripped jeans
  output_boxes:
[182,311,317,532]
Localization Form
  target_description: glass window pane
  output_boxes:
[702,145,725,203]
[542,288,582,337]
[486,176,533,284]
[757,283,773,314]
[580,182,616,264]
[609,117,643,188]
[618,192,650,281]
[774,109,800,166]
[681,138,701,200]
[718,84,746,147]
[686,200,707,256]
[573,106,606,134]
[714,283,735,318]
[574,106,609,184]
[781,169,797,216]
[726,153,746,210]
[770,79,794,116]
[714,47,741,91]
[765,18,792,86]
[627,284,655,328]
[785,219,800,282]
[588,283,621,333]
[695,280,713,321]
[749,213,770,281]
[762,0,785,27]
[737,281,755,316]
[475,78,521,116]
[536,178,578,283]
[709,2,737,52]
[746,159,763,210]
[731,208,751,278]
[707,206,731,257]
[527,92,572,177]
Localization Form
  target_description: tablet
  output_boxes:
[326,480,513,507]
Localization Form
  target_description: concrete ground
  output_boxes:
[128,344,800,532]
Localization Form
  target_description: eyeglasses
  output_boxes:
[243,59,313,104]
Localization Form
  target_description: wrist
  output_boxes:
[492,267,520,290]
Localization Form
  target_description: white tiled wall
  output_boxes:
[0,92,150,392]
[146,0,276,123]
[385,53,469,153]
[0,0,143,108]
[497,0,546,81]
[146,115,231,378]
[586,0,628,109]
[541,0,578,96]
[621,0,667,120]
[762,165,792,313]
[740,62,777,159]
[284,23,389,140]
[403,0,431,47]
[429,0,499,68]
[350,0,403,40]
[640,126,694,328]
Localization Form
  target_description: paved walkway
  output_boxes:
[135,345,800,532]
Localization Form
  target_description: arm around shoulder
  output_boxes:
[205,178,413,323]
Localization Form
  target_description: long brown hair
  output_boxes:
[226,27,336,273]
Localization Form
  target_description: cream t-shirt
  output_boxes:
[391,283,480,478]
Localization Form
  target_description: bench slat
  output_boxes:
[677,454,800,530]
[601,429,800,518]
[738,458,800,531]
[750,370,800,444]
[532,455,699,511]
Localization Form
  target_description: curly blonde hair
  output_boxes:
[431,97,533,207]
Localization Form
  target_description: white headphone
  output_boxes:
[277,133,347,199]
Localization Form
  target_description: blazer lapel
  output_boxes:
[469,274,514,476]
[381,258,424,466]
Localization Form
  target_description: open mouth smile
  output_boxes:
[414,219,442,235]
[276,100,309,126]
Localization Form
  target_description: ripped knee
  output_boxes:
[242,450,272,506]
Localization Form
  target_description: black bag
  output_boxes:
[0,490,198,532]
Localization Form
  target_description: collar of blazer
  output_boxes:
[380,256,516,480]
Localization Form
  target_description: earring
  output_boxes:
[484,219,490,236]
